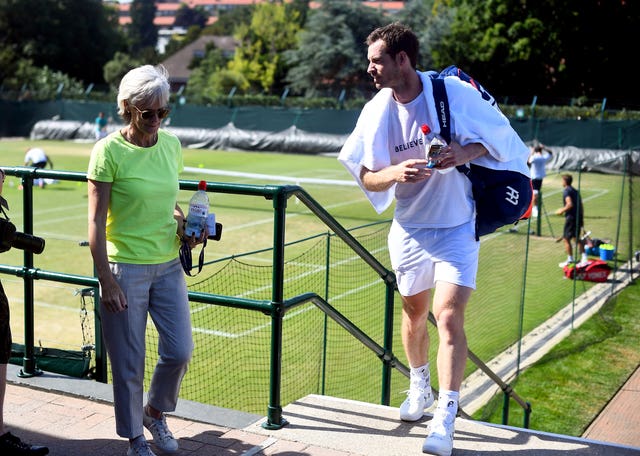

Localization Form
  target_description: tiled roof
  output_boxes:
[117,1,405,26]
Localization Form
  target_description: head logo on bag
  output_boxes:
[429,66,533,238]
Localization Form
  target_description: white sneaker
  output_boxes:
[143,409,179,453]
[558,260,574,268]
[127,436,157,456]
[399,377,434,421]
[422,409,455,456]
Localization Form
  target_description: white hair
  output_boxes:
[116,65,170,124]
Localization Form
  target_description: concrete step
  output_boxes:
[247,394,640,456]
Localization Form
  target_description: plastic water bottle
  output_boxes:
[427,136,454,174]
[184,180,209,238]
[426,136,446,168]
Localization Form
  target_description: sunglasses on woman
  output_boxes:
[131,104,171,120]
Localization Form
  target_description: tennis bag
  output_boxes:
[563,260,611,282]
[430,66,533,238]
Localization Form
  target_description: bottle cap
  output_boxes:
[198,180,207,191]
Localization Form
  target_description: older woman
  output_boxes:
[87,65,204,456]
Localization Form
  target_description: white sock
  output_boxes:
[437,389,459,414]
[410,363,430,384]
[567,256,574,263]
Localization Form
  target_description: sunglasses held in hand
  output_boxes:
[131,105,171,120]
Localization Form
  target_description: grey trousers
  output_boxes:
[100,258,194,438]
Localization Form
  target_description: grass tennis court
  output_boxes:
[0,138,636,419]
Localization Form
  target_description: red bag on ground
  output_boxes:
[563,260,612,282]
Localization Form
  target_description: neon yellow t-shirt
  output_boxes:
[87,129,183,264]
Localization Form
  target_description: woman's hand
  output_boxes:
[99,275,127,313]
[182,227,207,250]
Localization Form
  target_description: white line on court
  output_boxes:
[7,296,79,313]
[183,167,358,187]
[222,197,367,232]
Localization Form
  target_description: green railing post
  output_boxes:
[380,281,395,405]
[523,402,532,428]
[17,173,41,378]
[321,232,331,396]
[92,266,108,383]
[502,391,510,425]
[263,186,289,430]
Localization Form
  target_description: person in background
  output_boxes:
[95,111,108,141]
[338,23,529,456]
[87,65,205,456]
[0,168,50,456]
[23,147,53,188]
[556,173,588,267]
[527,143,553,217]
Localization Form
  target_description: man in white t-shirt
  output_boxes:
[23,147,53,188]
[528,144,553,217]
[338,23,529,456]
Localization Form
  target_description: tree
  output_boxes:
[103,52,142,91]
[129,0,157,56]
[162,26,202,58]
[174,5,209,29]
[430,0,550,102]
[3,60,85,100]
[396,0,454,71]
[427,0,639,107]
[185,45,238,101]
[284,0,385,98]
[227,2,304,94]
[0,0,125,85]
[205,5,254,36]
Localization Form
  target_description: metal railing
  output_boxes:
[0,166,532,429]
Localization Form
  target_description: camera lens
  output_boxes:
[11,232,45,254]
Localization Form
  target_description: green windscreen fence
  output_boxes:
[2,99,640,149]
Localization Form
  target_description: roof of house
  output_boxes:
[161,35,238,85]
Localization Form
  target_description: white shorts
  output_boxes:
[388,220,479,296]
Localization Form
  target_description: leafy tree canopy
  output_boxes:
[174,4,209,29]
[284,0,385,98]
[228,2,304,94]
[204,5,255,36]
[103,52,143,91]
[129,0,157,56]
[0,0,125,85]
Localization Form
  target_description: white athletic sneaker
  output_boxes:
[399,376,434,421]
[143,409,179,453]
[422,409,455,456]
[127,436,157,456]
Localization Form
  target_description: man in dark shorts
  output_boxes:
[527,143,552,217]
[0,168,49,455]
[556,173,588,267]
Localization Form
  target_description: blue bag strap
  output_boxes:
[431,78,450,143]
[431,77,469,177]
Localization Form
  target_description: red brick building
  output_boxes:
[109,0,405,27]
